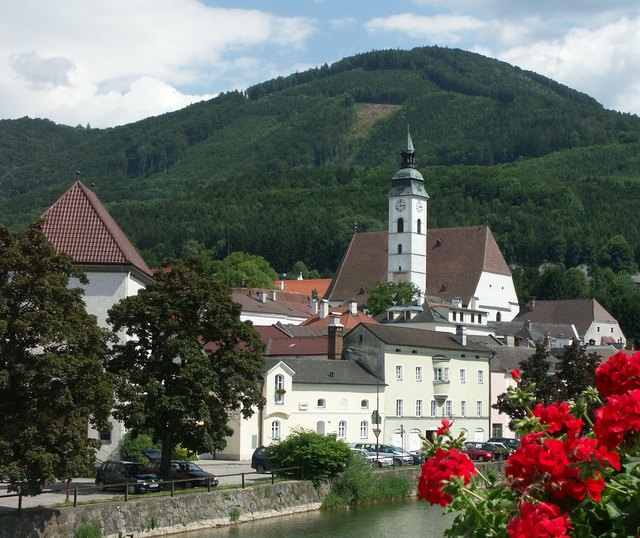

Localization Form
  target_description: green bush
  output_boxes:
[267,428,351,485]
[74,521,101,538]
[117,431,195,463]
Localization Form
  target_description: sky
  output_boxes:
[2,1,640,128]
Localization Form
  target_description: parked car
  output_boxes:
[349,443,414,466]
[466,441,509,461]
[462,443,495,462]
[350,447,394,467]
[251,446,273,473]
[487,437,520,451]
[142,449,219,488]
[95,461,162,494]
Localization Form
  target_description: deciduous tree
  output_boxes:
[365,281,419,316]
[0,223,113,495]
[106,257,265,479]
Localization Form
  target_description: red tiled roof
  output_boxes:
[275,278,332,297]
[265,336,329,356]
[302,306,379,329]
[324,225,510,305]
[42,182,152,277]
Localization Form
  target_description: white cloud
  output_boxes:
[0,0,316,127]
[366,13,485,43]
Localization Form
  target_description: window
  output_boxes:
[452,311,457,322]
[99,425,112,443]
[317,398,326,408]
[460,368,466,384]
[417,219,422,234]
[397,244,402,254]
[445,400,452,417]
[496,312,502,322]
[271,420,281,440]
[275,374,285,404]
[340,397,348,409]
[434,367,449,382]
[492,424,503,438]
[415,366,423,382]
[476,401,483,417]
[396,365,403,381]
[461,400,467,417]
[338,420,347,439]
[360,421,368,439]
[430,400,437,417]
[416,399,423,417]
[397,218,404,233]
[459,313,464,322]
[471,314,475,323]
[477,370,484,384]
[396,399,404,417]
[361,399,369,409]
[317,421,325,435]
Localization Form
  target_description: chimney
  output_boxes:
[258,291,267,303]
[279,280,285,291]
[271,290,277,301]
[456,324,467,346]
[453,297,462,308]
[311,299,318,315]
[416,292,425,306]
[328,315,344,360]
[320,299,329,320]
[528,296,537,312]
[470,296,478,310]
[349,300,357,316]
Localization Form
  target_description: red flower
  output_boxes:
[511,369,521,381]
[436,418,453,436]
[596,350,640,398]
[532,402,584,439]
[508,502,572,538]
[594,389,640,448]
[417,448,477,506]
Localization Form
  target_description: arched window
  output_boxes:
[360,421,368,439]
[271,420,281,440]
[338,420,347,439]
[397,218,404,233]
[417,219,422,234]
[274,374,285,404]
[316,421,325,435]
[317,398,326,408]
[360,399,369,409]
[397,244,402,254]
[496,312,502,322]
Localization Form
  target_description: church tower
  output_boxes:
[387,129,429,296]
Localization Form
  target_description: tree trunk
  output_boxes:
[160,430,174,480]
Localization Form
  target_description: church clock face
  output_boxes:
[416,201,424,213]
[394,198,407,212]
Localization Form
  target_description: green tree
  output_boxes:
[106,257,265,480]
[555,340,599,403]
[267,428,352,485]
[598,234,637,274]
[365,281,419,316]
[493,342,556,426]
[0,223,113,495]
[211,251,278,288]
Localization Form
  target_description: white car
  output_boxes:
[350,448,394,467]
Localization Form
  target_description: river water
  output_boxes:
[176,498,452,538]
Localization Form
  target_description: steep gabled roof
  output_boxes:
[513,299,617,336]
[324,225,510,305]
[42,181,152,278]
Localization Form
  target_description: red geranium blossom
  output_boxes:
[512,369,521,382]
[508,501,572,538]
[594,388,640,448]
[437,418,453,436]
[596,350,640,398]
[532,402,584,439]
[417,448,477,506]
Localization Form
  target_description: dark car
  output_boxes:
[95,461,162,494]
[487,437,521,451]
[141,449,218,488]
[251,446,273,473]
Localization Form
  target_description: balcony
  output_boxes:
[433,380,449,398]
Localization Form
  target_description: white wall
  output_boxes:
[473,272,519,322]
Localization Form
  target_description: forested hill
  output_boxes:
[2,45,640,276]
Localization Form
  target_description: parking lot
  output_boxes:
[0,460,260,512]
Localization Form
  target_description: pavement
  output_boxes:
[0,459,262,513]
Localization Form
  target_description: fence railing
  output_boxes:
[0,466,301,514]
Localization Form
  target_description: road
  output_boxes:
[0,460,261,513]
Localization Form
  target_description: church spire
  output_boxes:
[400,126,416,169]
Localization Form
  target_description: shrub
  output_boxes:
[267,428,351,485]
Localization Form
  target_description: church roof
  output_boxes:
[324,225,511,306]
[42,181,152,278]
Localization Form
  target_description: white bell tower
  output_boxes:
[387,128,429,297]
